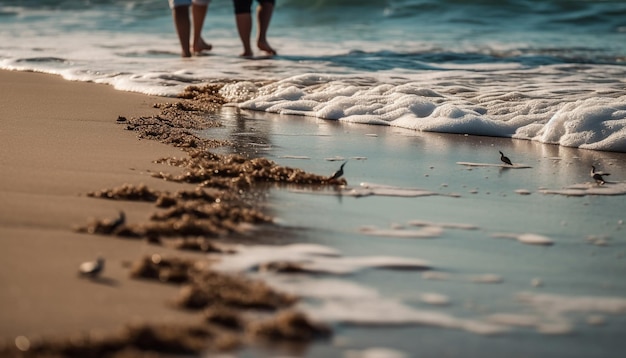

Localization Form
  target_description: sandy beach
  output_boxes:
[0,70,335,356]
[2,69,626,358]
[0,70,206,337]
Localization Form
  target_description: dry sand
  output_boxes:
[0,70,206,338]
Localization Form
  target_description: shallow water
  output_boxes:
[203,107,626,357]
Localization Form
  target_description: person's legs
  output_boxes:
[235,13,253,57]
[234,0,254,57]
[256,0,276,55]
[191,2,212,53]
[172,5,192,57]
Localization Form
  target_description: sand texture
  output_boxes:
[0,71,337,357]
[0,70,204,337]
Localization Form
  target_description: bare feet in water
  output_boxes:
[193,38,213,55]
[240,41,277,58]
[257,40,277,56]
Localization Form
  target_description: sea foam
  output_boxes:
[222,70,626,152]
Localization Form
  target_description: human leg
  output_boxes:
[172,5,192,57]
[234,0,254,57]
[191,2,212,54]
[256,0,276,55]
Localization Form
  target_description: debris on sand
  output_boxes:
[58,82,336,356]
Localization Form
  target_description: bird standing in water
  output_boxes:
[590,166,610,185]
[329,161,347,180]
[79,256,105,278]
[499,151,513,166]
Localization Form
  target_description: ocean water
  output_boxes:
[3,1,626,357]
[208,108,626,358]
[2,0,626,151]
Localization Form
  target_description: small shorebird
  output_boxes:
[112,211,125,228]
[79,256,105,278]
[329,161,347,180]
[590,166,610,185]
[499,151,513,166]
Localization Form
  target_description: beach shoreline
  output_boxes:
[2,69,626,358]
[0,70,335,356]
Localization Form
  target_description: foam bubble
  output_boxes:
[407,220,480,230]
[297,295,508,335]
[531,98,626,151]
[491,232,554,246]
[486,313,540,327]
[456,162,532,169]
[359,225,444,239]
[289,182,459,199]
[536,322,574,335]
[470,274,504,284]
[420,293,451,306]
[540,182,626,196]
[517,292,626,314]
[345,347,409,358]
[211,243,431,274]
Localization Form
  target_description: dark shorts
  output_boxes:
[233,0,275,14]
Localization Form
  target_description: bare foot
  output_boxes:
[257,40,277,56]
[193,38,212,55]
[239,49,254,58]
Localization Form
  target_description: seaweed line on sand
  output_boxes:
[2,83,337,357]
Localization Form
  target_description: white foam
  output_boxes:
[225,73,626,152]
[280,155,311,160]
[210,243,431,274]
[248,257,626,338]
[407,220,480,230]
[294,292,508,335]
[517,292,626,314]
[486,313,541,327]
[529,98,626,151]
[359,226,444,239]
[470,274,504,284]
[344,347,409,358]
[491,232,554,246]
[419,293,451,306]
[456,162,532,169]
[289,182,459,199]
[267,277,508,335]
[540,181,626,196]
[421,271,504,284]
[268,278,381,300]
